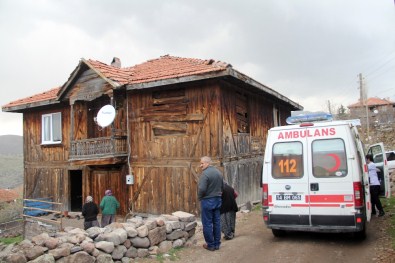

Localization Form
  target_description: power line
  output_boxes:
[364,50,395,77]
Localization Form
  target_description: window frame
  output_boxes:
[271,141,304,179]
[311,138,348,178]
[41,112,62,145]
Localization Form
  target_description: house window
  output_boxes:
[42,112,62,144]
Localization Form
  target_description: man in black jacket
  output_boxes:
[82,196,100,230]
[220,182,238,240]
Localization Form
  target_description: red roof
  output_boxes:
[0,188,20,202]
[348,97,395,108]
[126,55,229,84]
[3,87,60,108]
[3,55,230,109]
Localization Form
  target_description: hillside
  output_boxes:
[0,135,23,155]
[0,135,23,189]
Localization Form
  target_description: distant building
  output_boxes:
[348,97,395,127]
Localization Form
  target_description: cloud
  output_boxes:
[1,0,394,135]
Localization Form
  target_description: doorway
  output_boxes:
[70,170,82,211]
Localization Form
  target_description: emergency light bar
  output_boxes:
[286,111,333,124]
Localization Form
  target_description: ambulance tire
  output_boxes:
[272,229,286,237]
[353,227,366,240]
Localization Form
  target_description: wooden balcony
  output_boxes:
[69,136,128,160]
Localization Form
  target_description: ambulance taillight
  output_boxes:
[353,182,363,207]
[262,183,269,207]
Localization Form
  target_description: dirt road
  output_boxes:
[139,209,394,263]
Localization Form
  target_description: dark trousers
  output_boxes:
[370,185,383,213]
[84,220,100,230]
[101,214,116,227]
[201,197,222,249]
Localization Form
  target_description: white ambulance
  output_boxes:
[261,112,390,238]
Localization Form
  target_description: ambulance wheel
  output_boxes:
[353,227,366,240]
[272,229,286,237]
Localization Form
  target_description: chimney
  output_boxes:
[111,57,121,68]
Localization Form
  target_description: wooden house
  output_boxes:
[2,55,302,216]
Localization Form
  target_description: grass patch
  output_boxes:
[252,203,262,211]
[382,196,395,249]
[0,235,22,245]
[156,247,183,262]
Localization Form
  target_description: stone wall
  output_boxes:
[3,211,198,263]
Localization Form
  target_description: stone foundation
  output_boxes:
[4,211,198,263]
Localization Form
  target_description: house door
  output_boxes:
[88,169,127,216]
[70,170,82,212]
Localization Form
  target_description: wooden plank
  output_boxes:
[165,167,172,213]
[153,96,188,105]
[140,104,187,116]
[151,122,187,131]
[153,89,185,99]
[141,114,204,122]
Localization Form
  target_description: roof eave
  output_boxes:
[126,69,229,90]
[126,68,302,110]
[2,100,60,113]
[228,68,303,110]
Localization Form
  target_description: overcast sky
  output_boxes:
[1,0,394,136]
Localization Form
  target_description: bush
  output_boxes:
[0,199,23,224]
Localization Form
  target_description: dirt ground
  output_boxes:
[135,209,395,263]
[57,208,394,263]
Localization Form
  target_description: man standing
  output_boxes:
[366,155,385,217]
[100,189,120,227]
[198,156,224,251]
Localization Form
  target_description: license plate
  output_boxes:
[276,194,301,201]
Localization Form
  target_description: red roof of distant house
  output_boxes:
[0,188,20,202]
[3,55,231,109]
[348,97,395,108]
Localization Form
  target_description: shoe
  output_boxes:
[203,244,215,251]
[378,211,385,217]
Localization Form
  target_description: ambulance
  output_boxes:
[261,112,390,238]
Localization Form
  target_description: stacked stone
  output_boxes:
[4,211,197,263]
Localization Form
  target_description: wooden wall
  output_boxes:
[128,79,295,215]
[23,105,71,210]
[129,82,222,215]
[21,73,295,216]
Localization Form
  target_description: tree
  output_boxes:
[336,104,349,120]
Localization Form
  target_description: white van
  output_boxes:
[261,113,390,238]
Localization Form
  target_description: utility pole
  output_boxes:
[358,73,369,142]
[327,100,332,114]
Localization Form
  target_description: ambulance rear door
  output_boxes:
[267,126,310,227]
[307,123,356,227]
[367,142,391,198]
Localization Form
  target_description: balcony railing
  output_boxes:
[69,136,128,160]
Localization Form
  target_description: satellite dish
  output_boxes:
[96,105,116,128]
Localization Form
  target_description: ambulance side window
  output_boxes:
[312,139,347,177]
[272,142,303,178]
